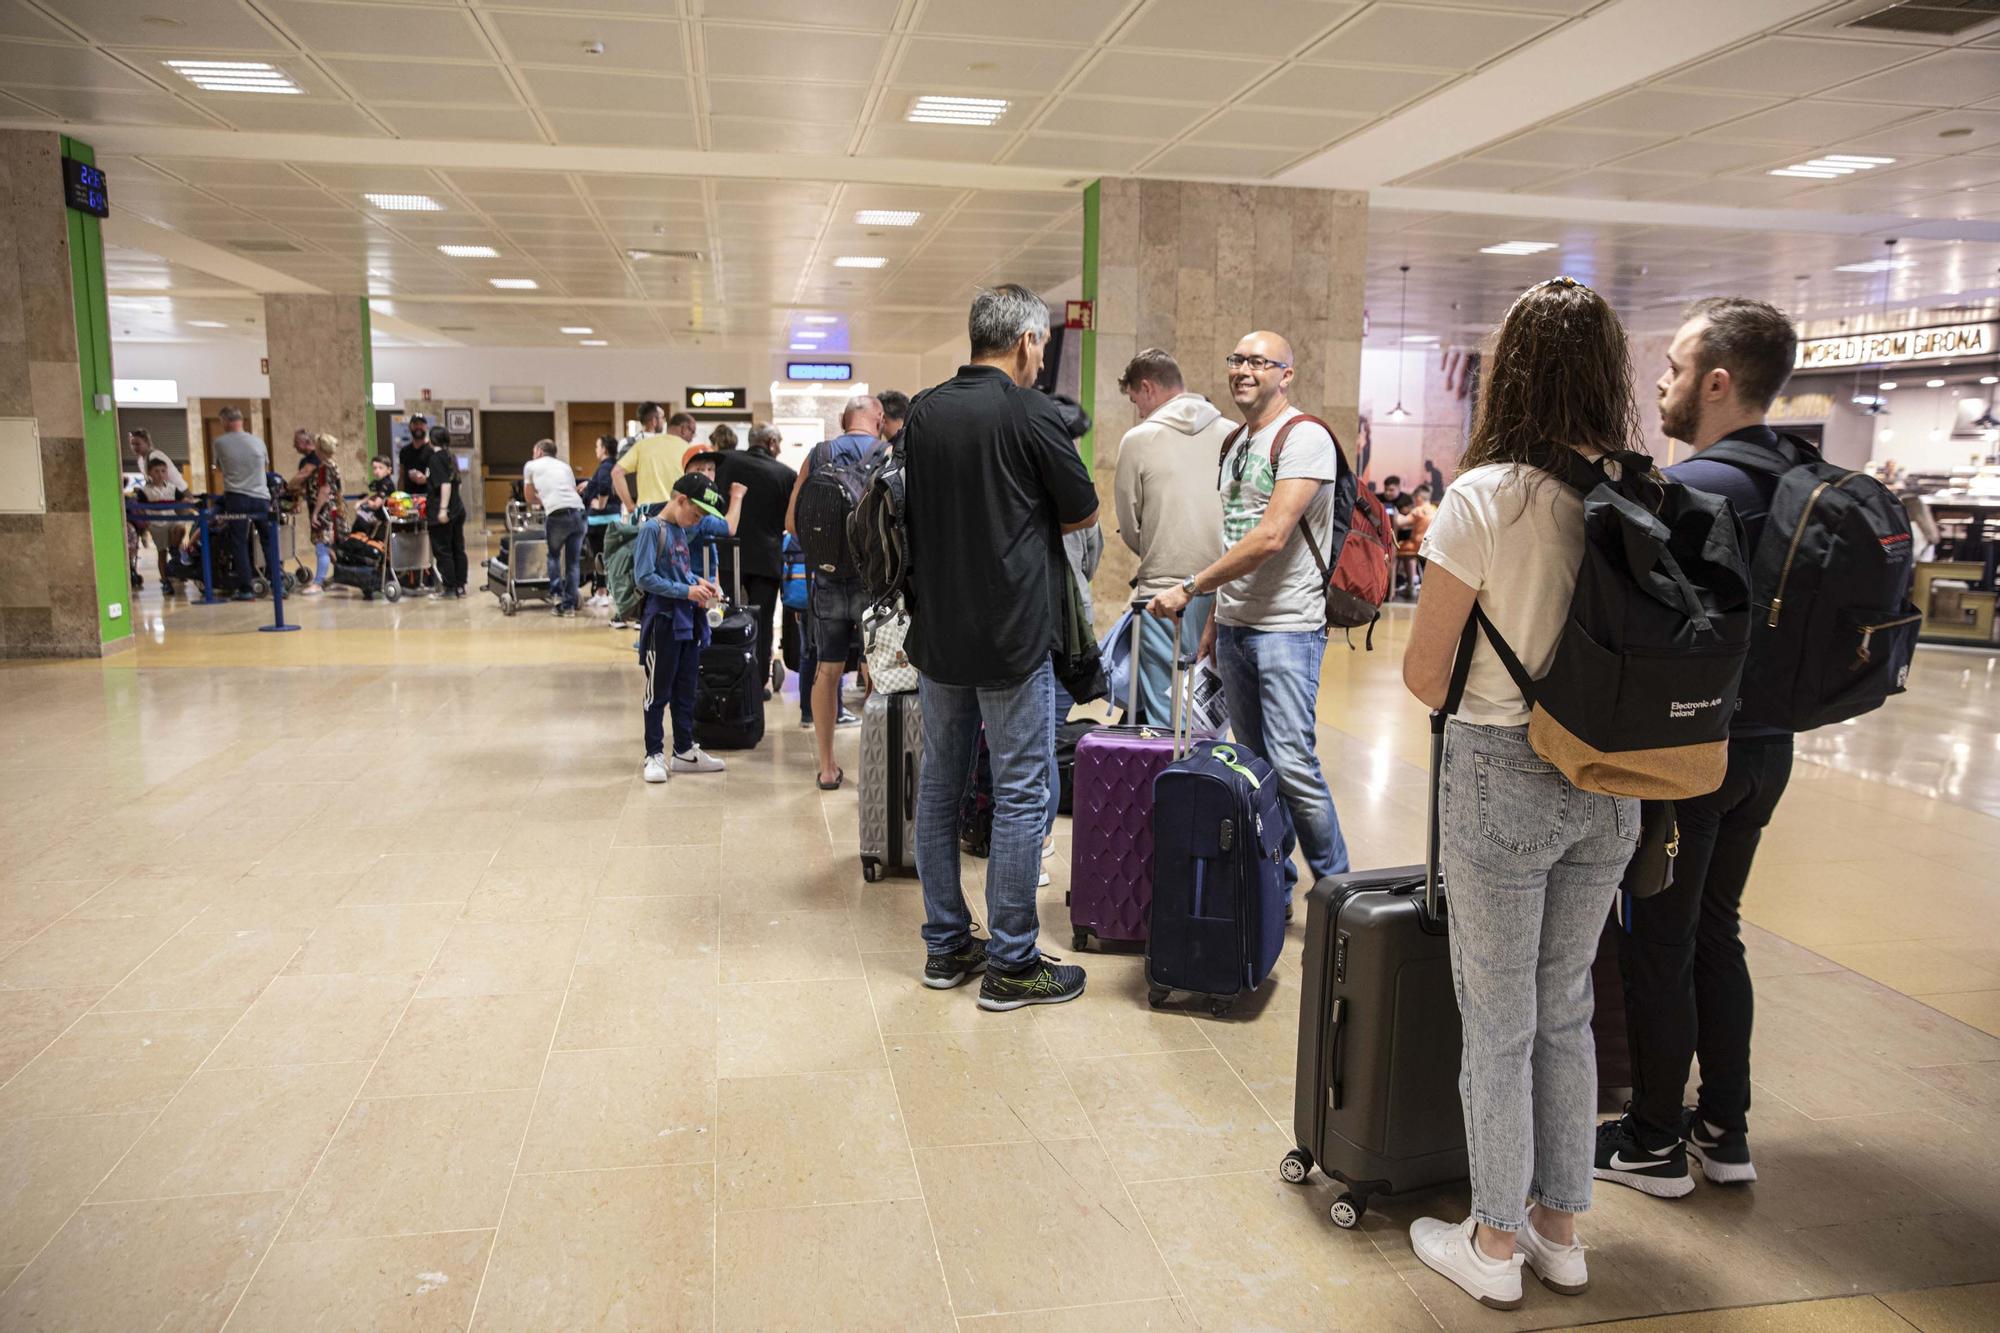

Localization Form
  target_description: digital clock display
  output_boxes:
[62,157,108,218]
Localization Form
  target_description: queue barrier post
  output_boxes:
[258,508,300,634]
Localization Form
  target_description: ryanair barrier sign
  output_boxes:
[1795,322,1995,370]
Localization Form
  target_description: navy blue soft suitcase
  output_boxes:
[1144,651,1292,1015]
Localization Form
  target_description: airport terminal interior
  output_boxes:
[3,0,2000,1329]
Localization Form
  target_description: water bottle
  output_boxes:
[706,604,724,628]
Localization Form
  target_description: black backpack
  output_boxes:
[1468,452,1752,799]
[849,442,909,610]
[794,439,877,578]
[1700,433,1918,732]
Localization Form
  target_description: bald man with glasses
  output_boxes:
[1146,330,1353,900]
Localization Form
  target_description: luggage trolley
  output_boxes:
[487,499,552,615]
[386,511,437,594]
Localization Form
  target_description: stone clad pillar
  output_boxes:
[263,294,373,493]
[1079,177,1368,633]
[0,130,131,658]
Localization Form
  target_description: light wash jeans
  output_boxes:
[313,541,331,585]
[1440,721,1636,1232]
[918,660,1054,972]
[1213,623,1349,889]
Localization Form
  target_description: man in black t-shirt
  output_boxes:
[902,284,1099,1012]
[399,415,430,491]
[716,424,799,696]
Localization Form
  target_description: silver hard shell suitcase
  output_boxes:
[859,690,921,882]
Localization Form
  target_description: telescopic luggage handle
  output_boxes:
[701,534,744,610]
[1128,596,1196,751]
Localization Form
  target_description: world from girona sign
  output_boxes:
[1795,322,1996,370]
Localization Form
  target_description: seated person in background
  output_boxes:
[634,473,743,784]
[129,456,189,594]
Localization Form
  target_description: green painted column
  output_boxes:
[64,135,131,651]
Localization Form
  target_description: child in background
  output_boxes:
[634,472,745,783]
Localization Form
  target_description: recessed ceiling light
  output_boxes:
[579,339,608,346]
[437,244,498,258]
[855,209,921,227]
[188,320,228,328]
[1926,379,1946,388]
[1834,258,1908,273]
[164,60,301,95]
[833,256,886,269]
[789,342,815,350]
[906,94,1008,127]
[1879,381,1898,390]
[801,315,839,325]
[793,329,825,340]
[489,278,539,289]
[364,193,442,212]
[560,326,593,334]
[1982,376,1999,385]
[1479,241,1556,256]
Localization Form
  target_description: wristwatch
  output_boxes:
[1180,575,1199,598]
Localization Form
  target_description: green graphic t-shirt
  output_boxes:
[1216,406,1339,632]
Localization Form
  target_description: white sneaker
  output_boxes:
[1038,868,1051,888]
[1410,1217,1523,1311]
[300,583,324,596]
[672,746,726,773]
[642,753,669,783]
[1518,1220,1589,1295]
[1042,839,1054,861]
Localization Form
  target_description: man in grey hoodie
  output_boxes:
[1112,349,1229,724]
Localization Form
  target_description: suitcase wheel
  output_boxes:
[1278,1150,1312,1185]
[1331,1194,1366,1230]
[862,859,883,884]
[1147,985,1170,1010]
[1072,927,1091,952]
[1207,997,1235,1019]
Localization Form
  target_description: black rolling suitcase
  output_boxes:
[694,539,765,751]
[1280,652,1470,1230]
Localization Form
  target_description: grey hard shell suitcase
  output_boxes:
[1280,668,1468,1229]
[860,690,920,882]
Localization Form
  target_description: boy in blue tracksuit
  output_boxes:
[635,473,744,784]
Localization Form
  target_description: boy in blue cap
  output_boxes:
[635,472,744,783]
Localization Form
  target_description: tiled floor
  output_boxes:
[1,567,1997,1331]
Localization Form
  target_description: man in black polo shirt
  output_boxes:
[902,284,1100,1011]
[716,423,799,696]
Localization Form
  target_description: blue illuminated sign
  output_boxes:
[787,362,853,381]
[62,157,108,218]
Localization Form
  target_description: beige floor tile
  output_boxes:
[1130,1171,1430,1332]
[362,992,562,1097]
[95,926,309,1014]
[286,1090,534,1242]
[916,1137,1174,1317]
[0,987,105,1085]
[457,864,595,924]
[956,1299,1202,1330]
[471,1164,712,1333]
[339,853,491,907]
[0,1113,154,1266]
[593,845,723,897]
[1877,1280,2000,1333]
[0,1009,239,1120]
[715,1198,951,1331]
[226,1229,494,1333]
[415,918,584,998]
[66,874,219,922]
[0,1190,289,1333]
[93,1061,368,1201]
[846,884,929,953]
[1,880,113,934]
[863,949,989,1036]
[716,1068,917,1210]
[185,872,365,932]
[1063,1048,1288,1183]
[716,977,887,1078]
[0,915,189,989]
[718,907,862,983]
[1917,989,2000,1038]
[1578,1295,1932,1332]
[1907,1058,2000,1111]
[286,904,460,977]
[575,894,717,967]
[555,957,718,1050]
[887,1025,1091,1147]
[518,1042,715,1172]
[1788,1210,2000,1292]
[1817,939,2000,997]
[613,801,726,847]
[203,973,419,1069]
[1029,958,1210,1061]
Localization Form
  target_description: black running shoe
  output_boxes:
[1593,1113,1694,1198]
[1682,1108,1757,1184]
[922,937,989,990]
[977,956,1085,1011]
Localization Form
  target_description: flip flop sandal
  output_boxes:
[817,767,844,791]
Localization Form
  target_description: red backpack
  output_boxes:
[1219,413,1392,646]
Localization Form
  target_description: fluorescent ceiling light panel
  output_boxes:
[438,244,499,258]
[801,315,839,325]
[164,60,301,94]
[1770,152,1894,179]
[790,342,815,350]
[855,210,921,226]
[1479,241,1557,255]
[833,256,886,269]
[560,326,593,334]
[1926,379,1946,388]
[364,193,442,211]
[579,339,608,346]
[489,278,539,289]
[1401,335,1439,343]
[1821,155,1895,165]
[188,320,228,328]
[1834,259,1909,273]
[906,95,1008,126]
[1879,381,1898,390]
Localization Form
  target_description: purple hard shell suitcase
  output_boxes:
[1067,601,1184,951]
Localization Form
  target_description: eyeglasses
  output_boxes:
[1223,354,1289,372]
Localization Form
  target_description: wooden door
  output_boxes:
[567,401,615,473]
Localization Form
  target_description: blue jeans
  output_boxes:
[917,661,1053,972]
[545,507,585,610]
[1213,623,1349,887]
[1440,721,1634,1231]
[641,618,700,757]
[1133,595,1213,726]
[313,541,331,584]
[220,493,270,594]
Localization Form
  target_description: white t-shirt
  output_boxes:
[1216,405,1341,633]
[523,455,583,513]
[1419,463,1586,728]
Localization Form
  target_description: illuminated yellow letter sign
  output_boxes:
[1795,322,1996,371]
[685,386,745,411]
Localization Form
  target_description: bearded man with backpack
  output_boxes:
[1596,296,1917,1201]
[786,394,885,790]
[1146,329,1355,894]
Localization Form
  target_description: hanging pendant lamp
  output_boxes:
[1386,264,1412,421]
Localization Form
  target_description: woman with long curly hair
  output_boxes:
[1398,277,1644,1310]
